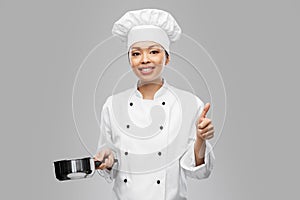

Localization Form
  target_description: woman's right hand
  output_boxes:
[94,148,115,170]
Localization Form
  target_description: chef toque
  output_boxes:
[112,9,182,53]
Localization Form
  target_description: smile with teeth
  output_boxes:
[138,66,155,74]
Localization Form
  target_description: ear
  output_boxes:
[165,55,170,65]
[128,52,132,65]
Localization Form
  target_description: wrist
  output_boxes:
[196,135,205,143]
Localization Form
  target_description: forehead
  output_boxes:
[130,41,163,49]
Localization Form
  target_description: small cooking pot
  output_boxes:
[53,157,117,181]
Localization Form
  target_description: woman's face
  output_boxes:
[129,41,170,83]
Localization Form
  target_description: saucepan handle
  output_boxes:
[94,159,118,168]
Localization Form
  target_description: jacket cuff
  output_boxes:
[180,140,215,179]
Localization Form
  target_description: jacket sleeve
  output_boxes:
[179,96,215,179]
[180,140,215,179]
[96,97,119,183]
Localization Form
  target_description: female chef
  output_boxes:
[94,9,215,200]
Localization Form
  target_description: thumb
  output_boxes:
[198,103,210,123]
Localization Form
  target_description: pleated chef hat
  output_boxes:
[112,9,182,53]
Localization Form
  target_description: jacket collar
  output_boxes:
[133,78,169,100]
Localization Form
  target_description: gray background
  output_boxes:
[1,0,299,199]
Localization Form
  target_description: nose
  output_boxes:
[141,51,150,64]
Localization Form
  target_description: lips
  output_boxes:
[138,66,155,71]
[138,66,155,75]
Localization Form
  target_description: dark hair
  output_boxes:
[165,50,169,59]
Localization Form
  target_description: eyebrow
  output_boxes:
[131,45,161,50]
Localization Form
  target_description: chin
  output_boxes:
[139,75,162,83]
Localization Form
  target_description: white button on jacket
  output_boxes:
[97,79,215,200]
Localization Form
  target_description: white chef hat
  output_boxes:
[112,9,182,53]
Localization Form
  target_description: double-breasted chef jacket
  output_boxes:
[97,78,215,200]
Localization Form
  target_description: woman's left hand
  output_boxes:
[196,103,214,140]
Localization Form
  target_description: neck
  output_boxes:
[138,77,163,100]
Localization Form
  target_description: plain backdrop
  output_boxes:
[0,0,299,199]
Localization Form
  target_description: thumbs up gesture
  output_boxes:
[196,103,214,140]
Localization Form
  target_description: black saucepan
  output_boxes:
[53,157,117,181]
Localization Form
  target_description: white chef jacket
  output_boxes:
[97,78,215,200]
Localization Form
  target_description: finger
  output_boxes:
[95,150,105,161]
[201,130,214,139]
[95,162,103,170]
[198,118,212,129]
[205,134,214,140]
[98,163,107,170]
[200,103,210,119]
[104,157,110,166]
[95,148,111,161]
[198,103,211,123]
[198,125,214,135]
[99,157,109,170]
[106,153,114,168]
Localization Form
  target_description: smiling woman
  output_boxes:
[94,8,215,200]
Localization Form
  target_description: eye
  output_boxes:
[150,50,159,54]
[131,52,140,56]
